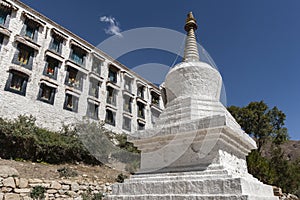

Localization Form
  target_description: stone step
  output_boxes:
[131,169,229,179]
[107,194,278,200]
[111,177,275,197]
[127,174,232,183]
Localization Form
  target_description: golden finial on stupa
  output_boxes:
[184,12,198,32]
[183,12,199,62]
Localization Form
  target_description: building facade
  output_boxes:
[0,0,163,133]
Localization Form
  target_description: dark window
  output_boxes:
[92,58,102,75]
[70,46,86,66]
[108,68,117,83]
[25,25,34,39]
[0,34,3,50]
[12,43,34,69]
[106,86,117,106]
[43,56,60,80]
[105,109,115,126]
[65,66,83,90]
[151,109,161,124]
[4,70,28,96]
[21,19,39,42]
[137,102,145,119]
[124,77,132,92]
[0,6,11,27]
[18,47,30,65]
[0,9,7,25]
[37,83,56,105]
[63,93,79,112]
[87,102,99,120]
[89,78,99,98]
[138,122,145,130]
[151,91,160,106]
[137,86,145,99]
[123,95,132,113]
[123,117,131,131]
[49,35,63,54]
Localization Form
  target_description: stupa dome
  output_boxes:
[164,12,222,103]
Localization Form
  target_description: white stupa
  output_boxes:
[108,12,278,200]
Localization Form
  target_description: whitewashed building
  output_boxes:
[0,0,163,133]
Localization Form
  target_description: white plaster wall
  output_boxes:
[0,0,163,134]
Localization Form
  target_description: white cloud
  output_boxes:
[100,16,123,37]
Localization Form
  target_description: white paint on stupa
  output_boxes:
[108,12,278,200]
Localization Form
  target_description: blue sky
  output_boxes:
[20,0,300,140]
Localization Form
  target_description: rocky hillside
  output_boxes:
[281,140,300,161]
[262,140,300,161]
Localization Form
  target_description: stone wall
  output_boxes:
[0,166,112,200]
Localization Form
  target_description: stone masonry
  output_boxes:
[0,165,113,200]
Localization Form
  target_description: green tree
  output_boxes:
[228,101,300,195]
[228,101,288,152]
[246,150,275,184]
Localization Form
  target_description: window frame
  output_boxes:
[86,102,99,120]
[0,34,3,51]
[12,43,34,70]
[151,91,160,106]
[106,86,117,106]
[137,85,145,99]
[124,77,132,93]
[91,58,102,75]
[122,116,131,131]
[137,102,145,119]
[123,95,132,113]
[43,56,60,80]
[65,66,83,91]
[4,70,29,96]
[49,35,63,54]
[0,6,12,28]
[108,68,118,83]
[89,78,100,98]
[21,19,39,42]
[37,83,56,105]
[63,93,79,112]
[151,108,161,124]
[69,45,86,67]
[105,109,116,126]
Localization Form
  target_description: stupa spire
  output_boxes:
[183,12,200,62]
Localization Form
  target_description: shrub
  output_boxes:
[57,167,78,178]
[30,185,46,200]
[114,134,140,154]
[116,173,128,183]
[0,115,142,170]
[81,188,103,200]
[0,115,101,165]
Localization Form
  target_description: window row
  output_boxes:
[1,3,161,103]
[0,6,102,73]
[8,42,160,105]
[0,10,160,106]
[105,109,145,131]
[8,44,159,102]
[3,70,152,119]
[3,70,158,132]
